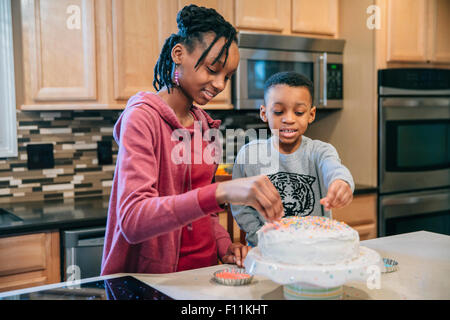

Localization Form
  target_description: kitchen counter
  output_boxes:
[0,196,109,236]
[1,231,448,300]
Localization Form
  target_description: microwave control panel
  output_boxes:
[327,63,343,99]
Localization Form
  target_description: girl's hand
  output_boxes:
[215,175,284,222]
[222,243,251,268]
[320,179,353,211]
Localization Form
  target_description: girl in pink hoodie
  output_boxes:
[101,5,284,275]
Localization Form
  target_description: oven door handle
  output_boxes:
[382,197,421,205]
[382,193,449,206]
[381,191,450,218]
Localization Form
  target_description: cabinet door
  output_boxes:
[386,0,428,62]
[0,231,60,292]
[110,0,177,101]
[291,0,338,37]
[177,0,233,23]
[234,0,290,33]
[21,0,97,103]
[428,0,450,63]
[110,0,233,108]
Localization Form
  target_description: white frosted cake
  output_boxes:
[257,216,360,265]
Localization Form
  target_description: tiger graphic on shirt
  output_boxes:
[268,172,316,217]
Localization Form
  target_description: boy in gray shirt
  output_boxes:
[231,71,354,246]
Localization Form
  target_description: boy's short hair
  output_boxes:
[263,71,314,105]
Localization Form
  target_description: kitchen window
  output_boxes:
[0,0,17,158]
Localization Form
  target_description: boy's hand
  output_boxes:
[222,243,252,268]
[320,179,353,211]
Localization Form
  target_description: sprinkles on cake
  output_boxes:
[261,216,351,233]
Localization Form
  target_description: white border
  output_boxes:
[0,0,18,158]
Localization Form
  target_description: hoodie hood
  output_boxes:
[114,91,221,143]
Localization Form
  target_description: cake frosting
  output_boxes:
[257,216,360,265]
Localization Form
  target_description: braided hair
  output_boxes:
[153,5,238,93]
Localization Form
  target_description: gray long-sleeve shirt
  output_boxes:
[231,136,355,246]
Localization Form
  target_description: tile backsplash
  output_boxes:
[0,110,122,204]
[0,109,264,204]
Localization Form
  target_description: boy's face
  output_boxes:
[260,84,316,153]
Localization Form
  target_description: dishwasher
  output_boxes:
[62,226,106,281]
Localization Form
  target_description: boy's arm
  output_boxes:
[314,141,355,211]
[316,142,355,192]
[232,206,265,246]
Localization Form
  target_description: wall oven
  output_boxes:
[234,31,345,110]
[379,97,449,194]
[378,68,450,237]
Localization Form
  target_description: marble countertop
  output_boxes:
[131,231,450,300]
[1,231,448,300]
[0,196,109,235]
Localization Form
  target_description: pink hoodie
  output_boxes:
[101,92,231,275]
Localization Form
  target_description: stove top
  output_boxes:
[1,276,174,300]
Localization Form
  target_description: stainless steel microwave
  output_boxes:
[233,32,345,110]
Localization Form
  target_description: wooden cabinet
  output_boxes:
[177,0,233,23]
[332,194,377,240]
[234,0,338,37]
[377,0,450,66]
[108,0,233,109]
[15,0,233,110]
[291,0,338,36]
[386,0,428,62]
[428,0,450,63]
[235,0,290,34]
[19,0,99,109]
[108,0,175,105]
[0,231,60,293]
[17,0,174,110]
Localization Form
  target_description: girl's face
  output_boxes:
[172,33,239,105]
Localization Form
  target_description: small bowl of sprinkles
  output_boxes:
[213,267,254,286]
